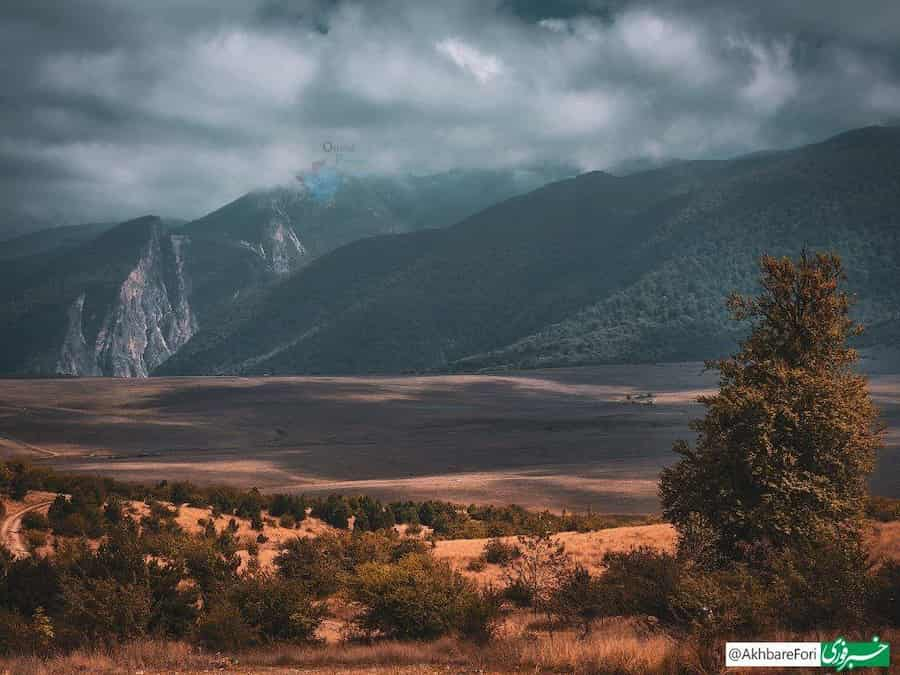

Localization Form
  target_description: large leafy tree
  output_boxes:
[659,252,883,564]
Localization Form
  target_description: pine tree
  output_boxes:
[659,252,883,565]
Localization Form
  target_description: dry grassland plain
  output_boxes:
[0,361,897,513]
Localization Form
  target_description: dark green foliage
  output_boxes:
[870,561,900,626]
[348,554,499,640]
[310,494,351,529]
[482,538,521,565]
[275,530,426,598]
[147,560,198,638]
[549,566,604,636]
[195,602,253,651]
[21,511,49,531]
[347,495,395,532]
[598,547,681,624]
[268,494,308,521]
[236,488,264,520]
[225,572,325,645]
[765,537,871,630]
[48,493,104,537]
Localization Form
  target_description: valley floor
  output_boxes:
[1,363,898,512]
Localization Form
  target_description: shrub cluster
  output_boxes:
[388,499,651,538]
[1,460,650,542]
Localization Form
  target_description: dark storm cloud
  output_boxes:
[1,0,899,233]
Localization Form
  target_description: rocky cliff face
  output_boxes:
[237,203,307,275]
[56,226,197,377]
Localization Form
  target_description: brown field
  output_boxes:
[1,361,898,512]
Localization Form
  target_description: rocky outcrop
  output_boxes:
[56,226,197,377]
[238,209,307,275]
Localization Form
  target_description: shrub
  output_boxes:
[275,534,347,597]
[549,565,604,636]
[21,511,50,531]
[502,534,569,615]
[59,576,152,647]
[669,564,777,635]
[869,560,900,626]
[25,530,47,550]
[0,608,54,655]
[599,547,680,624]
[226,572,325,644]
[389,537,428,561]
[482,538,520,565]
[466,559,487,572]
[195,601,253,651]
[147,560,198,639]
[765,536,871,630]
[502,578,534,607]
[348,554,498,640]
[279,513,296,529]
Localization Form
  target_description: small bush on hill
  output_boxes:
[21,511,49,531]
[549,565,604,637]
[349,554,500,640]
[195,601,253,651]
[482,538,520,565]
[226,572,325,645]
[599,547,680,624]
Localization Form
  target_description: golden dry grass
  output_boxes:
[126,500,334,570]
[6,623,896,674]
[434,523,678,584]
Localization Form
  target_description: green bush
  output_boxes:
[598,547,680,623]
[226,572,325,644]
[669,564,777,636]
[59,576,152,647]
[195,601,253,651]
[348,553,499,640]
[482,538,520,565]
[869,560,900,626]
[21,511,50,531]
[765,537,871,630]
[275,534,347,597]
[549,565,604,636]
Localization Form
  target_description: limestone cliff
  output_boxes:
[56,225,197,377]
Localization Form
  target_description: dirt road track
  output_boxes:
[0,499,54,558]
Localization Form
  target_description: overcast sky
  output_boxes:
[2,0,899,233]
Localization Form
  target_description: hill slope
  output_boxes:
[159,125,900,375]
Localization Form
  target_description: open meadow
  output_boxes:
[1,360,898,513]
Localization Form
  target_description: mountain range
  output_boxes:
[2,126,898,378]
[0,166,571,376]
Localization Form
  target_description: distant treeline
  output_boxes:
[0,460,654,539]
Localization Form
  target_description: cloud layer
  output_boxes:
[2,0,899,231]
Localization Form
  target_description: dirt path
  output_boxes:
[0,498,54,558]
[0,432,59,457]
